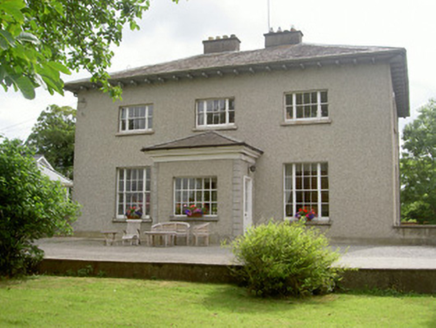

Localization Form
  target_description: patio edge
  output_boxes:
[37,259,436,294]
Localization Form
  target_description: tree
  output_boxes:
[0,0,178,100]
[0,138,80,277]
[400,99,436,224]
[26,105,76,179]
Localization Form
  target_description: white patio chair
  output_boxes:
[122,220,142,245]
[192,223,210,246]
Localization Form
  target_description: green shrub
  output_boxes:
[231,220,344,297]
[0,138,80,277]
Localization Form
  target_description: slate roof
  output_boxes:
[65,41,409,117]
[109,43,403,79]
[38,165,74,187]
[141,131,263,154]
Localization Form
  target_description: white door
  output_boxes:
[243,176,253,233]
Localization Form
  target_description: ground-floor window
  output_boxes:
[174,177,217,216]
[284,163,329,219]
[117,167,151,219]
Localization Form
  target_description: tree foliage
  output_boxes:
[26,105,76,179]
[231,221,343,297]
[0,0,178,99]
[400,99,436,224]
[0,138,80,277]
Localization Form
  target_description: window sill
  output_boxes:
[192,125,237,132]
[170,216,219,222]
[281,119,332,126]
[112,218,153,223]
[394,224,436,229]
[116,130,154,137]
[285,218,331,226]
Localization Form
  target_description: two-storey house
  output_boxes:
[66,29,410,244]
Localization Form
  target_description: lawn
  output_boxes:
[1,276,435,327]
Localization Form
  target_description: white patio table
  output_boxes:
[144,231,176,247]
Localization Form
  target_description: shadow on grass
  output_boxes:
[0,275,39,288]
[344,287,432,297]
[200,283,340,315]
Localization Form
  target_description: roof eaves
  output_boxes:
[389,52,409,117]
[142,142,264,156]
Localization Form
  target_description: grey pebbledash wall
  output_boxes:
[71,56,408,243]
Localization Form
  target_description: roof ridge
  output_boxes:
[301,42,403,50]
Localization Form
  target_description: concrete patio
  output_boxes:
[36,237,436,269]
[35,237,436,293]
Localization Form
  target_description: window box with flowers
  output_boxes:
[125,206,143,220]
[183,204,207,218]
[295,207,317,222]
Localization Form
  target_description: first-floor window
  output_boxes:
[196,98,235,127]
[285,90,328,121]
[284,163,329,219]
[117,167,151,218]
[119,104,153,132]
[174,177,217,215]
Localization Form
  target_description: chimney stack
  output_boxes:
[203,34,241,54]
[264,28,303,48]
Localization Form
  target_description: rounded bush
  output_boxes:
[231,220,343,297]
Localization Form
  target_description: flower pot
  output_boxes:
[126,216,141,220]
[187,213,203,218]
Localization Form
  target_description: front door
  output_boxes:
[243,176,253,233]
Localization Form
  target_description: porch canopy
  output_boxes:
[141,131,263,163]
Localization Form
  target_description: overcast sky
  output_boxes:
[1,0,435,140]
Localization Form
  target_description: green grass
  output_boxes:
[1,276,435,327]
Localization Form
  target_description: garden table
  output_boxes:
[101,231,117,246]
[144,231,176,247]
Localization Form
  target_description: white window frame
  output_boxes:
[196,98,235,128]
[116,167,151,219]
[173,177,218,216]
[119,104,153,132]
[284,163,329,221]
[284,90,328,122]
